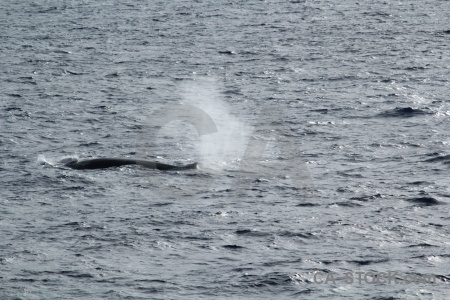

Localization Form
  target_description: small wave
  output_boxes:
[330,201,364,207]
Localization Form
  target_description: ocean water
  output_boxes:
[1,0,449,299]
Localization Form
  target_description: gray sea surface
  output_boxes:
[1,0,449,299]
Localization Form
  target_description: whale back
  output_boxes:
[66,158,137,170]
[135,160,198,170]
[65,158,198,171]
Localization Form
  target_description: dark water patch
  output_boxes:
[79,142,101,147]
[301,129,321,135]
[293,289,315,295]
[222,245,245,250]
[151,202,174,207]
[73,224,106,231]
[235,229,268,236]
[367,93,399,99]
[179,235,213,241]
[239,272,292,288]
[327,75,361,82]
[36,6,59,13]
[309,108,344,114]
[232,267,255,272]
[135,286,160,293]
[312,260,336,266]
[362,11,392,18]
[336,171,365,178]
[378,78,395,83]
[59,271,95,278]
[377,107,433,118]
[434,275,450,283]
[10,278,36,282]
[135,279,169,284]
[5,93,22,98]
[105,72,120,78]
[92,105,111,110]
[13,76,38,84]
[62,221,83,227]
[348,258,390,266]
[218,50,236,55]
[52,49,71,55]
[56,185,85,191]
[423,154,450,163]
[278,231,315,239]
[96,276,130,283]
[403,66,427,71]
[405,197,443,206]
[350,193,383,201]
[262,258,303,267]
[399,141,422,148]
[406,243,437,248]
[407,181,433,185]
[4,106,22,111]
[63,70,84,75]
[296,202,320,207]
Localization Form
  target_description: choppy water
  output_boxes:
[1,0,449,299]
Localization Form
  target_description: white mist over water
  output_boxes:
[179,77,253,171]
[178,78,315,189]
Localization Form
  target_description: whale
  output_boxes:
[64,158,198,171]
